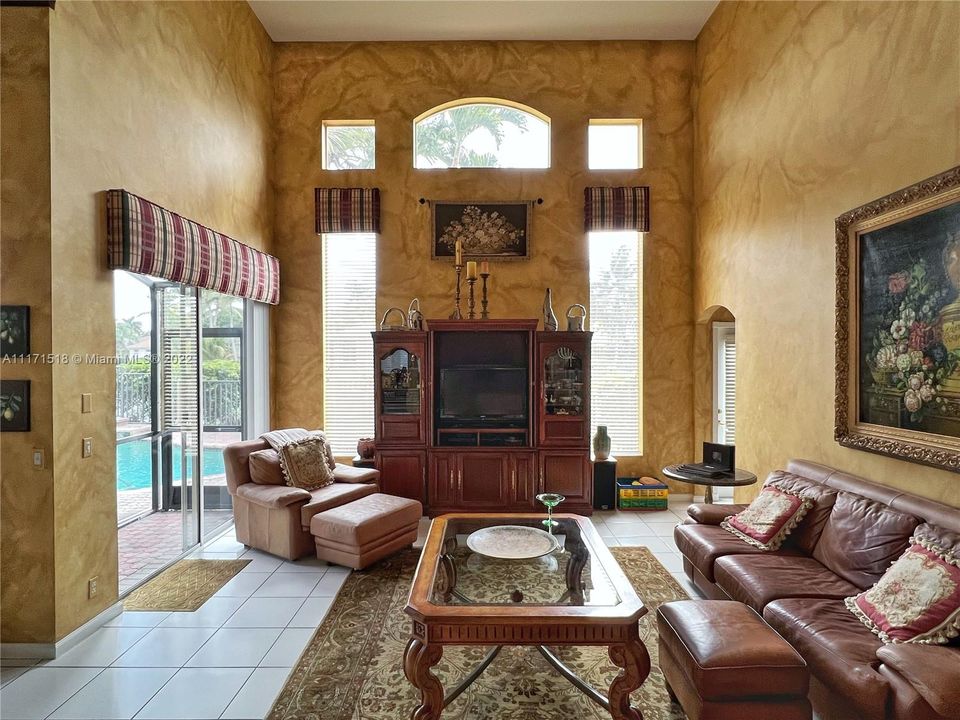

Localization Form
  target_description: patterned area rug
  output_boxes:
[123,559,251,611]
[269,547,687,720]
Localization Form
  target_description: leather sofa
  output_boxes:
[674,459,960,720]
[224,438,380,560]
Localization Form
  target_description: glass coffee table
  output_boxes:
[404,513,650,720]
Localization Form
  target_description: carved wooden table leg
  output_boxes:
[608,638,651,720]
[404,637,444,720]
[438,538,458,602]
[565,546,588,605]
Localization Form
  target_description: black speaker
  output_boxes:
[593,458,617,510]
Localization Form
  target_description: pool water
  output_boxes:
[117,441,227,491]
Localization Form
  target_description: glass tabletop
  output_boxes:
[429,517,621,608]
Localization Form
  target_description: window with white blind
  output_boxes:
[589,231,642,454]
[322,233,377,454]
[713,323,736,444]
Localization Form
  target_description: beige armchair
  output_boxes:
[223,438,380,560]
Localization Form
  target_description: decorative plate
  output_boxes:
[466,525,560,560]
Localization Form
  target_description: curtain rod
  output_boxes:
[418,197,544,205]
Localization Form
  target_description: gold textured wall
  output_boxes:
[272,41,696,484]
[0,0,274,643]
[0,6,56,644]
[694,1,960,505]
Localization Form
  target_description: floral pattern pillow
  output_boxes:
[277,437,336,491]
[720,486,813,551]
[845,524,960,644]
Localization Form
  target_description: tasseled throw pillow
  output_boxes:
[846,523,960,644]
[721,485,813,551]
[277,436,335,491]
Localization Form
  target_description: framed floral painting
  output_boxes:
[432,201,529,260]
[836,165,960,470]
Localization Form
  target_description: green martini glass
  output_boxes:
[536,493,565,533]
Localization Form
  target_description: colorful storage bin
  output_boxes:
[617,477,669,510]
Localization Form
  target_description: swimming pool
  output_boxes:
[116,440,227,491]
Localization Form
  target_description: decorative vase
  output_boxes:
[357,438,375,460]
[593,426,611,461]
[543,288,558,331]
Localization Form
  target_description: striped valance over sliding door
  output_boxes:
[584,186,650,232]
[106,190,280,305]
[315,187,380,234]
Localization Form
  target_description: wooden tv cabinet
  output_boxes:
[372,319,593,515]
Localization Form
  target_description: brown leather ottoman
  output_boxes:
[310,493,422,569]
[657,600,811,720]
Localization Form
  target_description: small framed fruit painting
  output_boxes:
[0,380,30,432]
[0,305,30,357]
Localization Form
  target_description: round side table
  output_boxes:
[662,465,757,504]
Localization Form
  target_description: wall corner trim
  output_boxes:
[0,601,122,659]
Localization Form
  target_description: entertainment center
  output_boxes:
[372,319,594,515]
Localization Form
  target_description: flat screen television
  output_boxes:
[439,366,527,424]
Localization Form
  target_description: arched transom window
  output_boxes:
[413,98,550,169]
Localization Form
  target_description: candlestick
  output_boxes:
[467,277,477,319]
[448,264,463,319]
[480,271,490,319]
[454,239,463,266]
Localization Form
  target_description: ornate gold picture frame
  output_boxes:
[836,166,960,471]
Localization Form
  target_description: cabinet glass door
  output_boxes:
[380,348,422,415]
[544,346,585,417]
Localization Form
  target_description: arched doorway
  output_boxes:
[694,305,736,500]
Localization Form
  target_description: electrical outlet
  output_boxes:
[82,437,93,458]
[88,577,98,598]
[32,448,45,470]
[81,393,92,413]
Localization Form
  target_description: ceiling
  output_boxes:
[248,1,720,42]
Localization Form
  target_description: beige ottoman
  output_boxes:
[310,493,422,569]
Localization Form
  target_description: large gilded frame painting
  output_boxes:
[836,166,960,471]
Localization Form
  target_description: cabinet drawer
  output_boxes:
[379,414,424,444]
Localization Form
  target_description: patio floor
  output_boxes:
[118,510,233,595]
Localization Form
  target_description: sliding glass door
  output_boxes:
[200,291,245,540]
[158,284,202,550]
[115,274,201,593]
[115,275,262,593]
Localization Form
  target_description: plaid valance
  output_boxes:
[584,186,650,232]
[315,187,380,234]
[106,189,280,305]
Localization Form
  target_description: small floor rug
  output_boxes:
[123,558,251,611]
[269,547,687,720]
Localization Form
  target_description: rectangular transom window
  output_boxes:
[589,231,642,454]
[588,119,643,170]
[322,233,376,453]
[322,120,375,170]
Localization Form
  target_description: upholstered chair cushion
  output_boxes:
[248,449,285,486]
[813,492,919,589]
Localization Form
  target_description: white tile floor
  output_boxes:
[0,503,700,720]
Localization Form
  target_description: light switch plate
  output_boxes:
[82,437,93,458]
[32,448,45,469]
[81,393,92,413]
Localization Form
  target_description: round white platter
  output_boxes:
[466,525,560,560]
